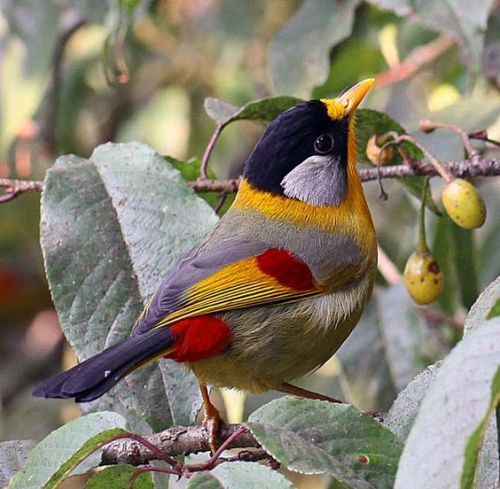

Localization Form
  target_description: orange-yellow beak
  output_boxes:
[338,78,374,115]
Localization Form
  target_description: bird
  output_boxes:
[33,79,378,452]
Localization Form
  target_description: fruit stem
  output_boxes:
[417,177,430,253]
[395,134,453,183]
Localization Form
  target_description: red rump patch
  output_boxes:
[168,315,232,363]
[256,249,315,291]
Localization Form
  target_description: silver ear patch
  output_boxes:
[281,155,347,207]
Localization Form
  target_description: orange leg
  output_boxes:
[199,383,223,454]
[276,382,343,403]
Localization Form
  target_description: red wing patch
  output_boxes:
[167,315,232,362]
[256,249,315,291]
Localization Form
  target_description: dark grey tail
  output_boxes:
[32,328,174,402]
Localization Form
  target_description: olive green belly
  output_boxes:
[190,294,365,394]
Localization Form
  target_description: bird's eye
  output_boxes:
[314,134,334,154]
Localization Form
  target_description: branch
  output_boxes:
[0,178,43,203]
[375,35,456,88]
[101,423,260,466]
[1,157,498,203]
[188,157,500,193]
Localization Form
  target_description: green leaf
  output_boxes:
[464,276,500,335]
[84,465,153,488]
[268,0,361,96]
[186,461,294,489]
[355,109,439,214]
[394,318,500,489]
[164,156,234,212]
[247,397,403,489]
[384,363,441,440]
[204,96,303,127]
[372,0,495,76]
[166,156,207,181]
[9,412,127,489]
[0,440,36,488]
[40,142,218,430]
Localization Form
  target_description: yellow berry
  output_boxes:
[366,135,393,166]
[442,178,486,229]
[403,252,444,305]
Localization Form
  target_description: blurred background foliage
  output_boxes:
[0,0,498,479]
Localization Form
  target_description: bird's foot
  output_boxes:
[203,402,223,455]
[199,383,224,454]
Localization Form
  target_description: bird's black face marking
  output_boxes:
[243,100,349,203]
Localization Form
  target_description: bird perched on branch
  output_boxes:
[34,79,377,452]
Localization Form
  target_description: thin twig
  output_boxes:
[0,178,43,203]
[468,130,500,148]
[391,133,452,181]
[200,126,223,180]
[0,190,21,204]
[420,120,478,158]
[127,466,178,489]
[214,192,229,214]
[126,448,272,487]
[184,449,272,474]
[376,35,455,88]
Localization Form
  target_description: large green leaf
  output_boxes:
[40,142,218,430]
[247,397,403,489]
[0,440,36,488]
[394,318,500,489]
[8,412,127,489]
[268,0,361,96]
[371,0,495,75]
[186,461,294,489]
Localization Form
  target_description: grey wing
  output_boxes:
[131,238,269,335]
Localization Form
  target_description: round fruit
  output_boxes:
[442,178,486,229]
[403,252,444,305]
[366,135,393,166]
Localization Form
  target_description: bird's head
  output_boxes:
[242,79,374,208]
